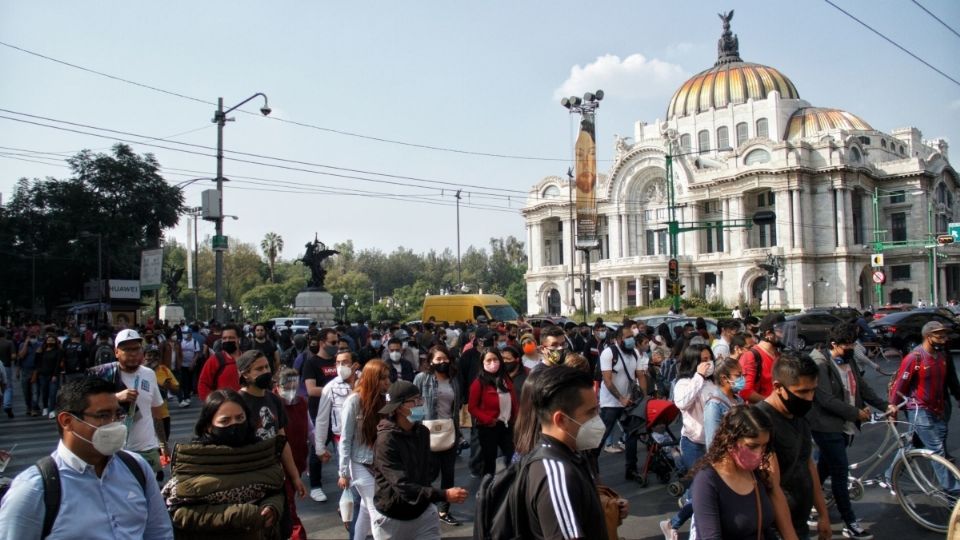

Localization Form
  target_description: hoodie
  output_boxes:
[372,417,445,520]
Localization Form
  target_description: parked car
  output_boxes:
[662,317,719,339]
[526,315,572,328]
[269,317,315,334]
[782,312,844,350]
[870,309,960,354]
[803,306,862,323]
[872,304,916,320]
[633,314,682,329]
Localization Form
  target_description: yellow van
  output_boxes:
[421,294,519,323]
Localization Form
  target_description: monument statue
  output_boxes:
[716,10,741,64]
[164,267,184,304]
[301,234,340,291]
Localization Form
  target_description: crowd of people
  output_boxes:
[0,308,956,539]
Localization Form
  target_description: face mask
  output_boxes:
[324,345,338,358]
[730,444,764,471]
[562,413,606,451]
[504,361,520,373]
[597,331,606,340]
[544,348,566,366]
[280,389,298,404]
[484,361,500,374]
[837,348,854,364]
[308,345,320,354]
[623,337,636,350]
[731,375,746,392]
[389,351,402,362]
[337,365,353,380]
[703,361,715,378]
[210,423,250,447]
[777,385,813,417]
[371,339,382,349]
[522,342,537,355]
[632,328,640,337]
[74,419,127,456]
[221,341,238,354]
[252,372,273,390]
[406,405,426,424]
[496,341,507,350]
[434,362,450,374]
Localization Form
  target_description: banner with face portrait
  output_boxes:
[574,113,598,247]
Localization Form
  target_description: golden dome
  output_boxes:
[785,107,873,142]
[666,62,800,119]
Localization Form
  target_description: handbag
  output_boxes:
[596,484,623,540]
[422,418,456,452]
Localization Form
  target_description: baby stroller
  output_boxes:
[621,397,684,494]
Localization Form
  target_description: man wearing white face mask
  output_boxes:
[520,365,622,540]
[0,378,173,539]
[597,326,648,479]
[314,351,359,463]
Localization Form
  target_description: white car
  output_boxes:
[270,317,315,334]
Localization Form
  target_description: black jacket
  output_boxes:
[372,418,445,520]
[808,349,886,433]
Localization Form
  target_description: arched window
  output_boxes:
[849,146,862,162]
[744,148,771,165]
[680,134,692,153]
[755,118,769,139]
[717,126,730,150]
[735,122,749,147]
[698,130,710,154]
[881,139,887,149]
[542,185,561,199]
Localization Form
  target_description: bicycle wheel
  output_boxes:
[891,449,960,533]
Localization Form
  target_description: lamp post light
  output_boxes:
[212,93,271,323]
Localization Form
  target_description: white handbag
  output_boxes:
[422,418,456,452]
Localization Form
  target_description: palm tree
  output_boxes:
[260,232,284,283]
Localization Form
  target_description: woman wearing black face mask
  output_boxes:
[162,389,286,539]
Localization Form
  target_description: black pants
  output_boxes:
[431,447,457,514]
[813,431,856,524]
[469,426,483,475]
[477,422,514,477]
[178,366,193,400]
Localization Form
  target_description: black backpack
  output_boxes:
[748,347,764,385]
[0,451,146,539]
[473,448,543,540]
[93,344,114,367]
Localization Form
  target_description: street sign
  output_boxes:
[870,254,884,267]
[949,223,960,242]
[872,271,885,284]
[668,258,679,281]
[212,235,229,251]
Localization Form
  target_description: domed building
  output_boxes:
[523,12,959,315]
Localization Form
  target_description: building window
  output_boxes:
[889,190,905,204]
[744,148,771,165]
[900,145,905,154]
[891,265,911,281]
[852,193,864,244]
[698,130,710,154]
[849,146,861,162]
[658,230,668,254]
[891,212,907,242]
[859,136,871,145]
[645,230,655,256]
[542,185,561,199]
[881,139,887,149]
[717,126,730,150]
[680,134,692,153]
[736,122,749,146]
[756,118,769,139]
[704,221,725,253]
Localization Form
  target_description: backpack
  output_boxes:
[63,342,85,374]
[473,448,543,540]
[0,451,147,539]
[93,344,114,367]
[211,352,230,386]
[748,347,764,385]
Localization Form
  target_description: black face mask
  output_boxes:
[838,348,855,364]
[209,423,250,447]
[323,345,338,358]
[504,361,521,373]
[308,345,320,354]
[434,362,450,374]
[778,385,813,417]
[221,341,238,354]
[252,372,273,390]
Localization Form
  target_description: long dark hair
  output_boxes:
[478,349,509,392]
[427,346,458,379]
[677,343,709,379]
[194,389,256,445]
[693,404,773,486]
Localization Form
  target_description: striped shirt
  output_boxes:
[889,345,947,417]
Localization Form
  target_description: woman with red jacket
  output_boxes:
[467,348,517,477]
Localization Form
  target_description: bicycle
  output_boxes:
[824,400,960,534]
[856,340,896,376]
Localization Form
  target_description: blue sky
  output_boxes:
[1,1,958,259]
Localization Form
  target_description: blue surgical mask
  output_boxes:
[406,405,426,424]
[623,337,636,350]
[497,341,507,350]
[731,375,746,393]
[371,339,382,349]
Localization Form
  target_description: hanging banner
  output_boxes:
[140,249,163,292]
[186,220,194,289]
[575,112,598,247]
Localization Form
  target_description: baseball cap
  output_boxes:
[144,344,160,356]
[378,380,421,415]
[922,321,948,336]
[114,329,142,347]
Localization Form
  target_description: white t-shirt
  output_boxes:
[181,338,199,367]
[712,337,731,360]
[598,345,648,409]
[120,366,164,452]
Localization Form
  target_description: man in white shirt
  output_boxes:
[178,330,203,407]
[711,319,739,360]
[314,351,358,461]
[597,326,649,482]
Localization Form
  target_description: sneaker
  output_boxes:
[603,444,624,454]
[612,441,626,450]
[310,487,327,502]
[179,399,191,408]
[42,408,48,416]
[48,411,56,419]
[438,512,461,526]
[842,520,873,539]
[659,520,679,540]
[807,511,819,530]
[625,470,645,483]
[4,407,13,418]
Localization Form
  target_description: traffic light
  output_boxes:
[679,284,686,296]
[937,235,954,246]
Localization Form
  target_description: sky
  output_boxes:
[1,1,959,262]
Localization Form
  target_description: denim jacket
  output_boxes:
[413,371,462,440]
[337,393,375,478]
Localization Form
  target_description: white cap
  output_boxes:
[114,329,142,347]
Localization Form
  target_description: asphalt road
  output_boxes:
[0,353,955,539]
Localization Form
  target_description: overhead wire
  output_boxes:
[909,0,960,41]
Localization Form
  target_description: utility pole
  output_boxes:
[455,190,462,286]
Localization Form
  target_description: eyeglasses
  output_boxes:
[73,409,127,425]
[118,346,142,354]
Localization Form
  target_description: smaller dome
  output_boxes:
[785,107,872,142]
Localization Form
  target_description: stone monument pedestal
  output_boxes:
[293,290,336,326]
[159,303,185,324]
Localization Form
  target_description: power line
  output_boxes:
[910,0,960,40]
[823,0,960,87]
[0,39,574,162]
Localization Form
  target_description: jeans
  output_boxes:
[21,370,38,412]
[599,407,640,472]
[912,408,960,492]
[2,365,13,410]
[469,426,483,475]
[37,374,58,411]
[431,447,457,514]
[670,436,706,529]
[477,422,514,477]
[812,431,856,523]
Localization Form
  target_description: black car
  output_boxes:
[783,312,844,350]
[870,309,960,354]
[803,306,862,323]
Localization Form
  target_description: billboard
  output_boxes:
[140,249,163,292]
[574,113,598,247]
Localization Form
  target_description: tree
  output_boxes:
[260,232,284,283]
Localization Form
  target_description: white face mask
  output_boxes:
[337,365,353,380]
[280,389,298,404]
[703,361,715,378]
[562,413,606,451]
[75,419,128,456]
[389,351,402,362]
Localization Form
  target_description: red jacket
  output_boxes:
[197,351,240,401]
[468,377,518,427]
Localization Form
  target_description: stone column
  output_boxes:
[635,277,643,307]
[861,192,874,247]
[835,189,848,248]
[731,196,747,251]
[531,222,542,269]
[614,213,623,259]
[774,190,791,248]
[722,198,732,254]
[659,276,668,300]
[843,188,854,248]
[792,189,803,251]
[687,204,700,256]
[612,278,621,311]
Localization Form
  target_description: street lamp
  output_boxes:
[212,93,271,323]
